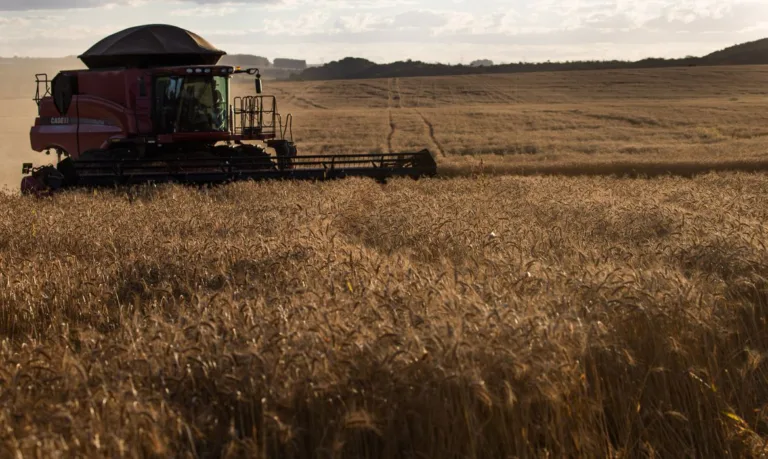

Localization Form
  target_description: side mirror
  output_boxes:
[255,77,263,94]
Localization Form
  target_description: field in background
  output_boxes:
[233,65,768,176]
[1,63,768,457]
[3,64,768,188]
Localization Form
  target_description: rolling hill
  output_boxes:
[700,38,768,65]
[289,38,768,81]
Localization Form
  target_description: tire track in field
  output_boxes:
[294,84,328,110]
[295,96,328,110]
[415,110,446,157]
[386,78,396,153]
[456,74,515,104]
[394,77,404,108]
[356,82,389,100]
[447,83,458,105]
[272,86,297,105]
[478,77,518,104]
[387,111,395,154]
[414,81,423,107]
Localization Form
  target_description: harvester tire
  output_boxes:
[57,157,78,187]
[21,176,44,196]
[23,165,64,195]
[231,144,275,169]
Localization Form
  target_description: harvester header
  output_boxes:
[21,24,436,194]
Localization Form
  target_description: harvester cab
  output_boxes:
[21,24,437,194]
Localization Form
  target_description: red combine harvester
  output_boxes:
[22,24,436,194]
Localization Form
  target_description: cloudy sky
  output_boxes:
[1,0,767,64]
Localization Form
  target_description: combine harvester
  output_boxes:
[21,24,436,194]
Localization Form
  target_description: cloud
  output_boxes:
[0,0,409,12]
[1,0,768,64]
[0,0,124,10]
[170,5,238,17]
[0,0,277,11]
[392,10,447,29]
[268,0,417,9]
[643,2,768,33]
[333,13,394,33]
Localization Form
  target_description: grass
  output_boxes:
[0,63,768,457]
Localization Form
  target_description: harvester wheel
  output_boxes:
[21,176,45,196]
[57,157,78,186]
[21,165,64,196]
[231,144,275,170]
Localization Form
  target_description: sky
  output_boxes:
[1,0,767,64]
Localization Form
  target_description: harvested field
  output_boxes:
[1,63,768,457]
[230,66,768,178]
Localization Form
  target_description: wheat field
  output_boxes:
[236,66,768,177]
[1,63,768,457]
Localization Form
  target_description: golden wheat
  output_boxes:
[1,62,768,457]
[0,173,767,457]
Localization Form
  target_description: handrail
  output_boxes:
[276,113,294,142]
[33,73,51,114]
[232,95,279,139]
[283,113,293,142]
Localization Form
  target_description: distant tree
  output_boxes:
[470,59,494,67]
[274,58,307,70]
[285,37,768,82]
[220,54,271,68]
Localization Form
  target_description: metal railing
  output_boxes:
[232,95,279,139]
[277,113,294,142]
[33,73,51,112]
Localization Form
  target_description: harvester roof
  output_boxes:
[78,24,226,69]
